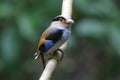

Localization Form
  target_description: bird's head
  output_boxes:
[51,15,74,28]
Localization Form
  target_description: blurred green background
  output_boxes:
[0,0,120,80]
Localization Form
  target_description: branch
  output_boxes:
[61,0,73,18]
[39,0,73,80]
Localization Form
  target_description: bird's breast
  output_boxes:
[61,29,70,41]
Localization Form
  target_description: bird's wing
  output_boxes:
[37,27,64,52]
[36,27,64,69]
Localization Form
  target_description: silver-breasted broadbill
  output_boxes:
[34,15,74,68]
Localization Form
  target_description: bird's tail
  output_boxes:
[40,53,45,69]
[34,52,40,60]
[34,51,45,69]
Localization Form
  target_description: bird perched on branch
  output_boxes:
[34,15,74,68]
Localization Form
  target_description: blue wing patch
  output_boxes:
[40,40,54,52]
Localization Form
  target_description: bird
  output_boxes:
[34,15,74,68]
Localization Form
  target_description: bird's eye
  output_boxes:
[59,18,65,23]
[59,18,63,21]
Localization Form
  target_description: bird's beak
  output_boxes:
[67,19,74,24]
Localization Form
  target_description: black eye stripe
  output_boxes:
[53,16,66,21]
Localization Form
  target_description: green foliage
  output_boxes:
[0,3,13,18]
[75,19,105,37]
